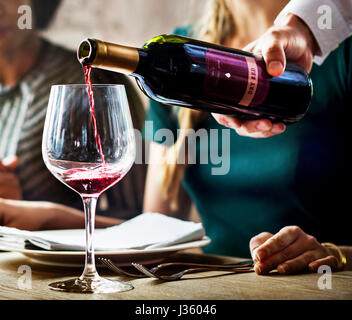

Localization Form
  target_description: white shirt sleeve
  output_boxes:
[275,0,352,65]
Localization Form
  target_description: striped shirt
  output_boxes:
[0,39,146,219]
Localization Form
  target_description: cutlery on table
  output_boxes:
[147,260,253,273]
[99,257,254,281]
[98,257,146,278]
[132,263,254,281]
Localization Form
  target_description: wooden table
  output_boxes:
[0,251,351,300]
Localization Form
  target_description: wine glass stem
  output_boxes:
[81,196,98,279]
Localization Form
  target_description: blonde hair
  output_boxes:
[161,0,236,209]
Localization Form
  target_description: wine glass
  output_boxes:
[42,84,136,293]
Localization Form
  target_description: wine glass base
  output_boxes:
[48,276,134,294]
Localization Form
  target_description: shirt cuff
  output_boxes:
[275,0,351,65]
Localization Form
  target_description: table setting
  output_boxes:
[1,210,351,300]
[0,212,211,268]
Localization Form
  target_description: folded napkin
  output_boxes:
[0,212,205,251]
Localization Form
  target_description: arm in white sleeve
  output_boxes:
[275,0,352,65]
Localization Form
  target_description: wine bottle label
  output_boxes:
[204,48,270,107]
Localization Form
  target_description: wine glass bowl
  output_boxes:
[42,84,136,293]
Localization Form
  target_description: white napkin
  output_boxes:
[0,212,205,251]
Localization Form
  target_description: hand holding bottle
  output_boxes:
[213,13,318,138]
[245,13,318,77]
[78,33,311,129]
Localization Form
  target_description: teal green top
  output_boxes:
[144,27,352,258]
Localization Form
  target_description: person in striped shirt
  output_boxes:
[0,0,146,229]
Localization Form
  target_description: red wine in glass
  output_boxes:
[63,167,122,195]
[42,84,136,293]
[56,67,112,196]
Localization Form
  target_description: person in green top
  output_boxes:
[143,0,352,275]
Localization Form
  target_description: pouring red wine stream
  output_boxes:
[83,65,105,165]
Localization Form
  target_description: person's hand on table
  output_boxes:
[0,156,22,200]
[212,13,318,138]
[249,226,343,275]
[0,198,55,230]
[0,197,121,231]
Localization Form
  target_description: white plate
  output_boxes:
[0,229,210,267]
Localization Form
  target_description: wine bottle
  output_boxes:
[77,34,313,123]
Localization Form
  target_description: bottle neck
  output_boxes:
[78,39,140,74]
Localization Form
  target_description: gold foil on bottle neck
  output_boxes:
[91,39,139,74]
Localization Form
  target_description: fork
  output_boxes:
[98,257,146,278]
[148,260,253,274]
[132,262,254,281]
[100,257,253,279]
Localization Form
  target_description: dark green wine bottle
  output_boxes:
[78,34,313,123]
